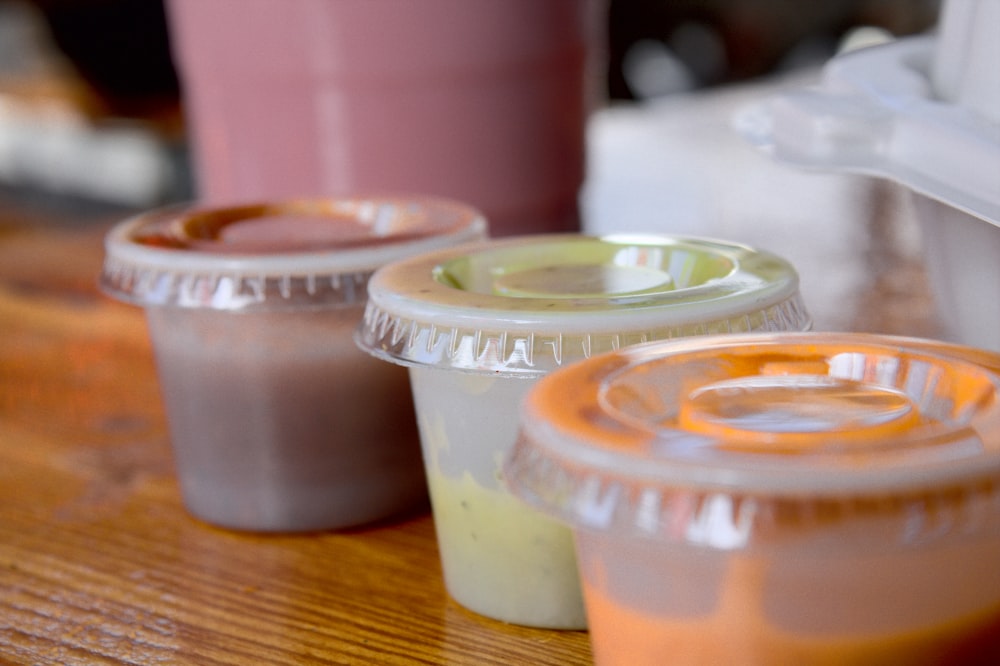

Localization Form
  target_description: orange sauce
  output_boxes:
[584,555,1000,666]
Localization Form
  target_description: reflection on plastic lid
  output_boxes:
[100,197,487,311]
[506,333,1000,543]
[356,234,811,375]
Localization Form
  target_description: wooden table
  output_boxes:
[0,88,949,664]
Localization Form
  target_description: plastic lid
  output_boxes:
[100,197,487,311]
[355,234,810,375]
[505,333,1000,544]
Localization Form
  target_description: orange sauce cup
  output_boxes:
[507,332,1000,663]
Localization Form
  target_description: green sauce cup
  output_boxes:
[355,233,811,628]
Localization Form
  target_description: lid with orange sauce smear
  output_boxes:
[505,332,1000,546]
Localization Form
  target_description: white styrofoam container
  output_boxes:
[737,0,1000,352]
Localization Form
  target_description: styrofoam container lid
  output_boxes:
[506,333,1000,544]
[736,34,1000,227]
[355,234,810,375]
[100,197,487,311]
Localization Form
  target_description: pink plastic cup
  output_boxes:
[165,0,606,236]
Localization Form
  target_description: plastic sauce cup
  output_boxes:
[506,332,1000,663]
[100,197,486,531]
[355,234,810,628]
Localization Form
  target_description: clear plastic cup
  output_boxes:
[506,332,1000,664]
[354,234,811,628]
[100,197,486,531]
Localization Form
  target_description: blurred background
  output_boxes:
[0,0,939,214]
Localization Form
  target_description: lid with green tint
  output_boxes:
[355,234,810,375]
[100,197,487,312]
[505,333,1000,546]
